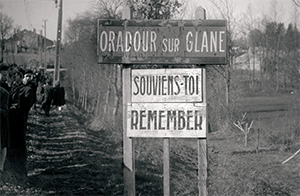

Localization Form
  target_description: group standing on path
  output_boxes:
[0,64,65,182]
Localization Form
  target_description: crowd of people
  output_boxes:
[0,64,65,179]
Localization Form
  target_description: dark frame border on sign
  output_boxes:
[97,19,227,65]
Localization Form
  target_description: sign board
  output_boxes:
[97,20,227,65]
[132,69,203,103]
[127,68,206,138]
[127,103,206,138]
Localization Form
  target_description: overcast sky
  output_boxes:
[1,0,297,41]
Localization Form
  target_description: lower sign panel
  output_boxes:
[127,103,206,138]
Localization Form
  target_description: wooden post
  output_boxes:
[54,0,63,85]
[163,138,170,196]
[43,19,47,71]
[39,30,43,69]
[196,6,208,196]
[122,7,135,196]
[197,67,208,196]
[256,129,260,153]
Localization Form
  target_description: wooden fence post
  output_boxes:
[163,138,170,196]
[197,66,208,196]
[122,7,135,196]
[196,6,208,196]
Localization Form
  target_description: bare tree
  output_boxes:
[175,0,195,19]
[209,0,238,106]
[269,0,283,22]
[291,1,300,27]
[241,3,263,91]
[63,9,124,129]
[292,0,300,7]
[128,0,181,20]
[0,12,14,63]
[233,113,254,147]
[91,0,125,19]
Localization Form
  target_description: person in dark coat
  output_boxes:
[0,82,9,172]
[28,70,38,110]
[18,69,34,149]
[8,69,34,178]
[8,69,23,150]
[41,79,53,116]
[52,81,65,111]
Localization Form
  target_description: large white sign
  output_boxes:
[127,68,206,138]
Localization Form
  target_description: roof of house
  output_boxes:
[6,29,54,45]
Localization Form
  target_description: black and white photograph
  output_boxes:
[0,0,299,195]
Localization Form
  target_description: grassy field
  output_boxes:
[175,93,299,195]
[134,92,300,195]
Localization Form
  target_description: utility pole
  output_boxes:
[54,0,62,85]
[43,19,47,71]
[39,29,43,69]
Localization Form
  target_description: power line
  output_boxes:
[41,0,56,22]
[45,5,55,21]
[43,19,47,70]
[23,0,33,29]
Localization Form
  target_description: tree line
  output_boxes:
[61,0,300,130]
[240,19,300,93]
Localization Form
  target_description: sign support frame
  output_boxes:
[197,7,208,196]
[163,138,170,195]
[119,6,211,196]
[123,65,135,196]
[197,66,208,196]
[122,7,135,196]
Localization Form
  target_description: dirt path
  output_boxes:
[1,104,123,195]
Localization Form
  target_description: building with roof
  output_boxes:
[1,29,55,70]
